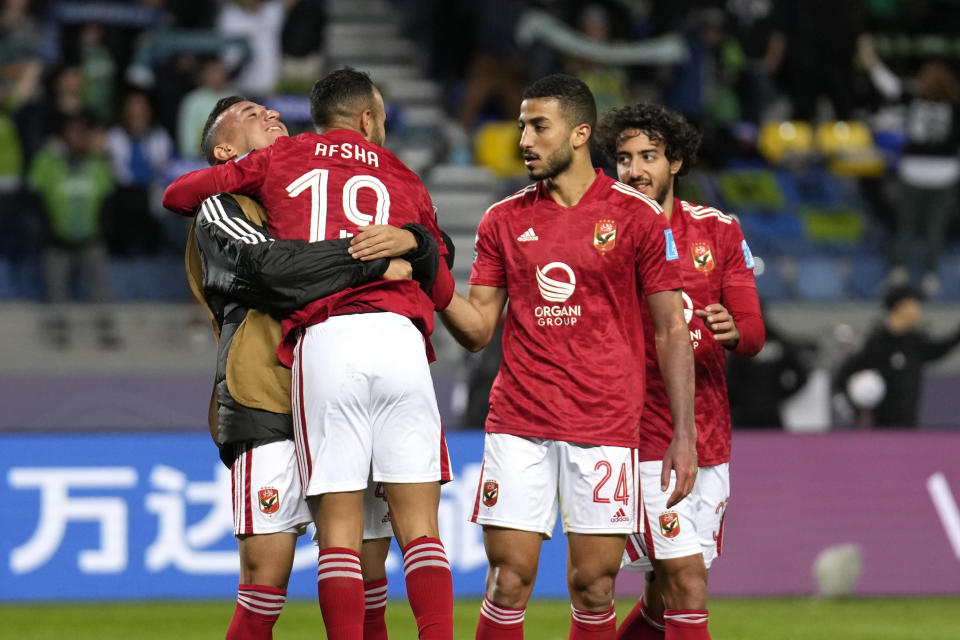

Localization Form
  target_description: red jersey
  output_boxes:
[637,199,759,465]
[470,171,683,447]
[162,129,447,366]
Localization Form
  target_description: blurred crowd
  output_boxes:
[2,0,960,411]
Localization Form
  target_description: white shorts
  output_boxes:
[292,312,443,495]
[363,480,394,540]
[623,462,730,571]
[231,439,311,536]
[470,433,637,537]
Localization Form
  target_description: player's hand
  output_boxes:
[349,225,417,261]
[661,437,697,509]
[694,303,739,348]
[383,258,412,281]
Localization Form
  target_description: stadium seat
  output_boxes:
[849,251,888,299]
[0,259,14,300]
[752,256,789,302]
[474,121,527,177]
[801,206,865,245]
[757,120,814,166]
[716,168,785,212]
[815,120,886,178]
[937,253,960,300]
[793,256,848,301]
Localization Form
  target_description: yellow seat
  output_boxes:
[758,120,814,165]
[815,120,886,178]
[474,121,527,177]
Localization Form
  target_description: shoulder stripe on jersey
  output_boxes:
[611,182,663,213]
[682,201,734,224]
[485,184,536,214]
[200,195,271,244]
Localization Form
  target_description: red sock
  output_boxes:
[475,595,524,639]
[316,547,365,640]
[570,605,617,638]
[225,584,285,640]
[363,578,389,640]
[663,610,710,640]
[617,598,665,639]
[402,537,453,639]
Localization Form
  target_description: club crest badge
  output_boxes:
[690,241,715,274]
[593,219,617,254]
[659,511,680,538]
[258,487,279,514]
[482,480,499,507]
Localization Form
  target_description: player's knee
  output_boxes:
[568,568,616,610]
[660,560,707,608]
[488,564,537,607]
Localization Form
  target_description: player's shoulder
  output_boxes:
[680,200,738,226]
[602,178,664,217]
[483,183,538,218]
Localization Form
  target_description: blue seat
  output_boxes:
[753,257,789,301]
[0,259,14,299]
[849,252,888,299]
[937,253,960,300]
[794,256,847,301]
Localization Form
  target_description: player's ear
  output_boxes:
[670,157,683,177]
[213,143,236,163]
[571,123,591,150]
[359,108,373,141]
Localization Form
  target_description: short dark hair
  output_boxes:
[595,103,701,175]
[310,67,376,130]
[521,74,597,130]
[883,285,923,311]
[200,95,247,166]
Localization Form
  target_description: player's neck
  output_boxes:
[543,157,598,208]
[661,190,676,221]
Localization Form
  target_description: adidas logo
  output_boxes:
[610,508,630,523]
[517,227,539,242]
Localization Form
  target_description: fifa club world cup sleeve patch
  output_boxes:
[741,238,755,269]
[664,229,679,261]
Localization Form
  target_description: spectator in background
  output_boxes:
[724,0,785,126]
[78,23,117,124]
[727,309,813,428]
[834,286,960,429]
[859,38,960,298]
[177,56,233,157]
[43,65,86,139]
[774,0,863,121]
[217,0,288,99]
[456,0,529,131]
[0,0,43,260]
[29,112,116,348]
[567,4,630,115]
[104,90,173,255]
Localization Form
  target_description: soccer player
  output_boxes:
[186,95,444,639]
[163,69,455,640]
[595,103,765,640]
[440,74,697,639]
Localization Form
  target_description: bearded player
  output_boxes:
[595,103,765,640]
[441,75,697,639]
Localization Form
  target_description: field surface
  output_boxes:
[3,597,959,639]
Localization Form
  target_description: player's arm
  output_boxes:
[697,224,765,355]
[194,193,391,313]
[647,288,697,508]
[162,150,268,216]
[695,286,765,355]
[441,287,507,352]
[349,222,443,295]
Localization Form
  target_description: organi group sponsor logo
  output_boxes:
[535,262,580,327]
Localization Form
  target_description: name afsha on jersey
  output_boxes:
[314,142,380,168]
